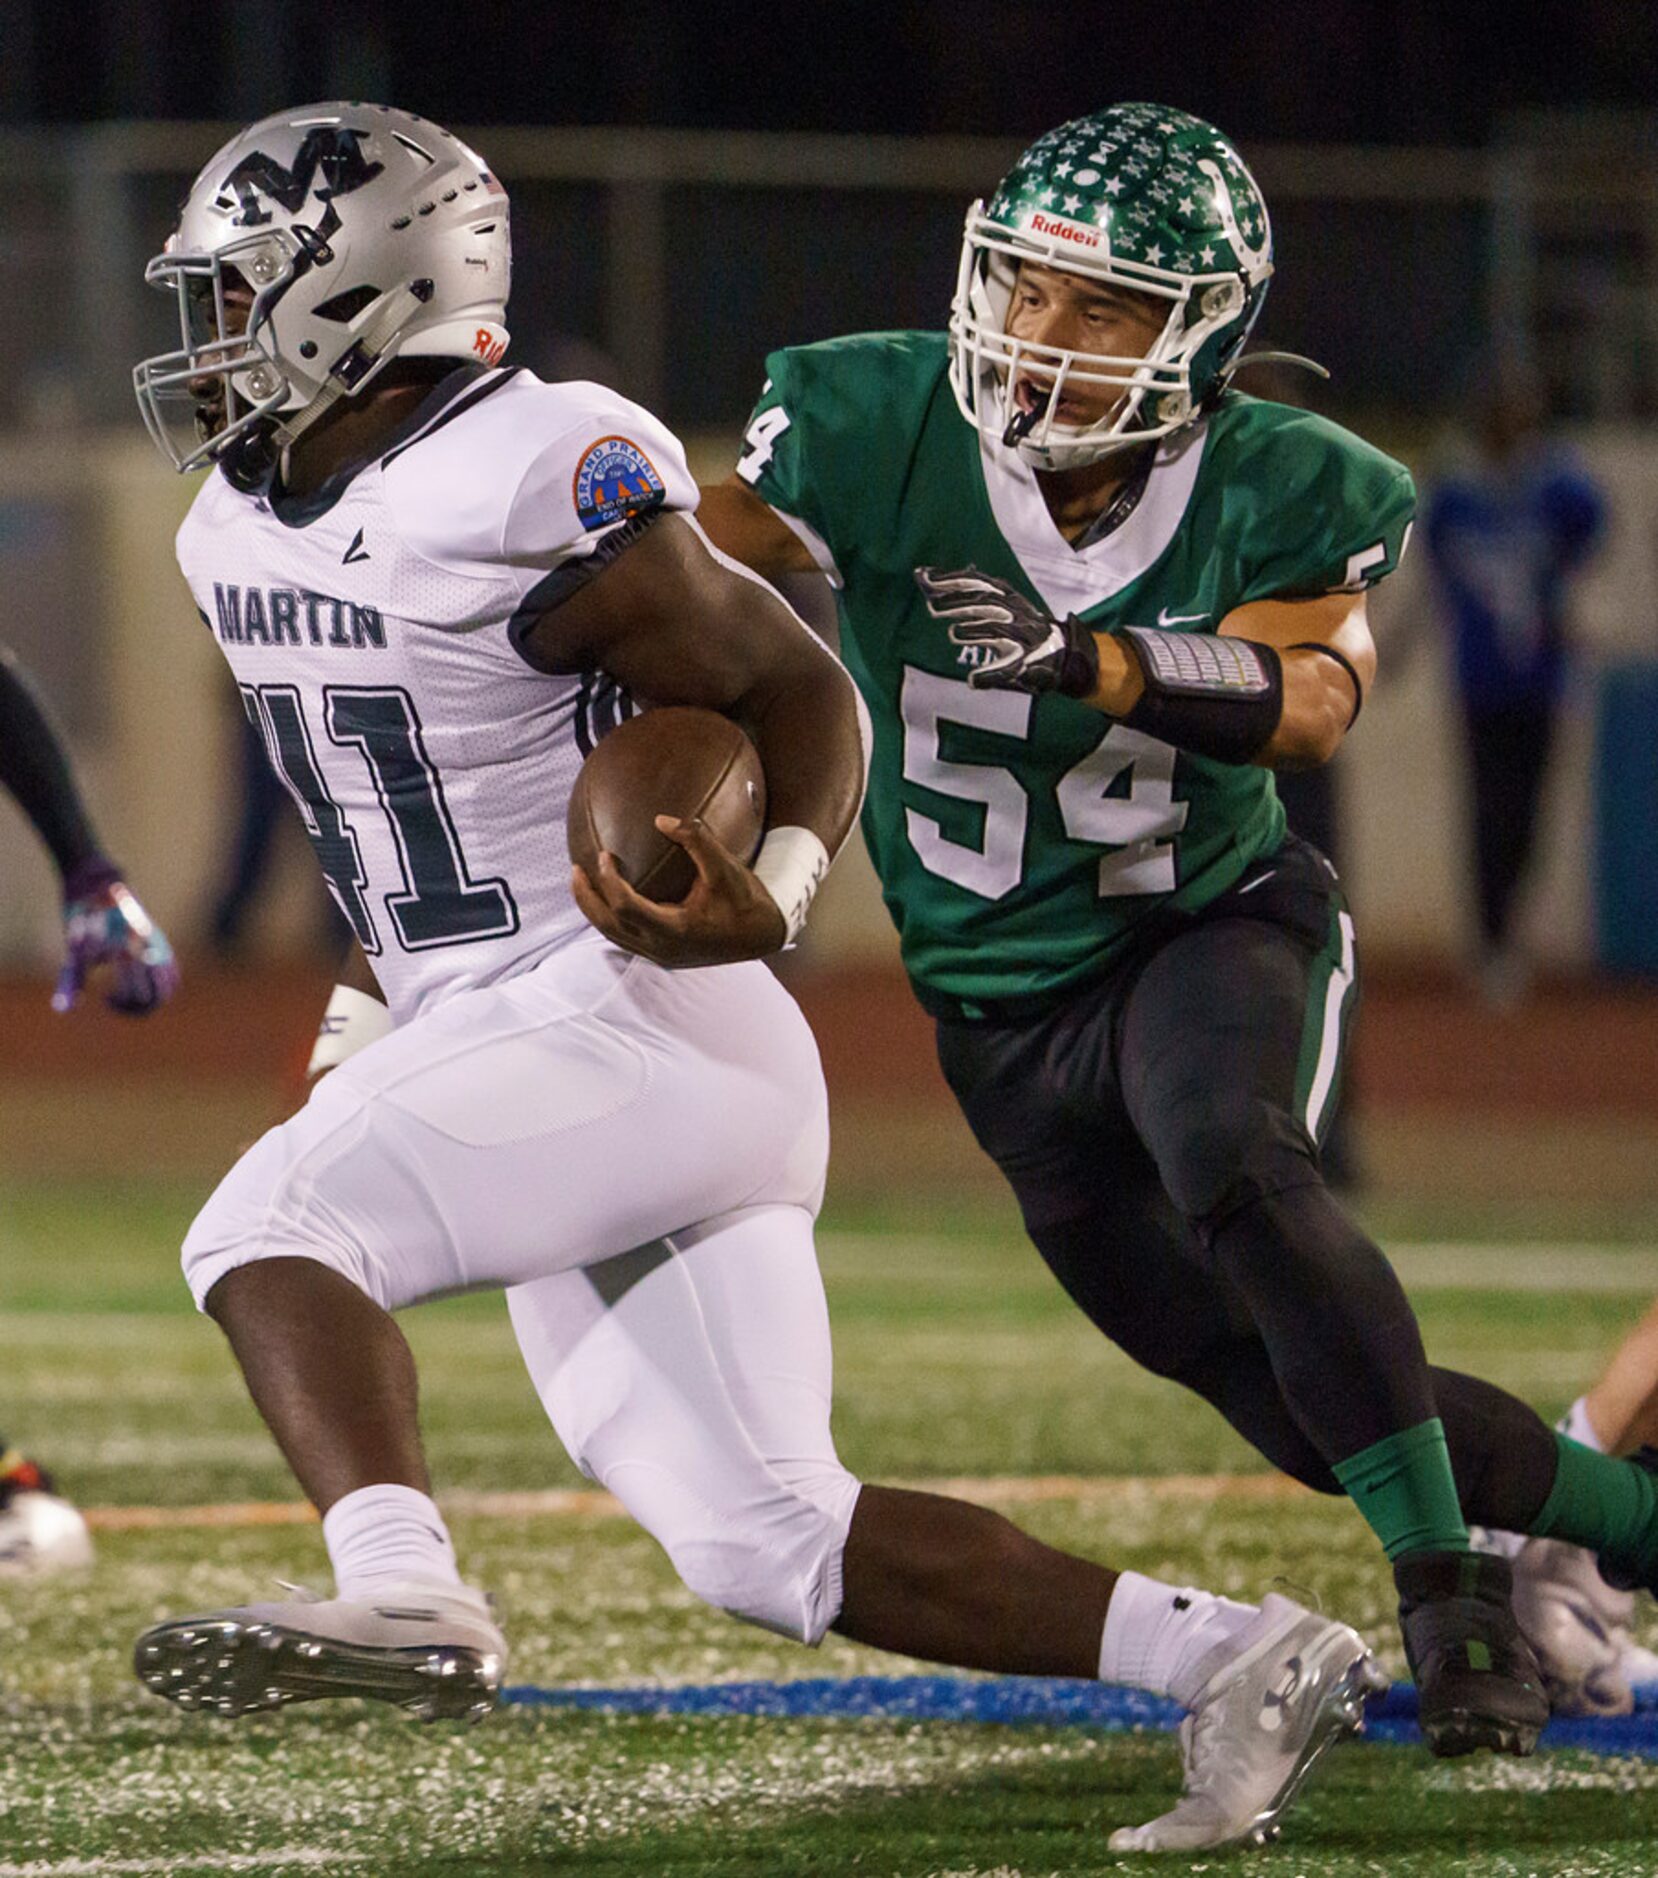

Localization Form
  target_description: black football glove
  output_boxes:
[914,565,1099,698]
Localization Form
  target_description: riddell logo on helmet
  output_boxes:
[1028,212,1102,250]
[472,328,506,366]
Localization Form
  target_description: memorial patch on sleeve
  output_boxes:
[572,436,667,533]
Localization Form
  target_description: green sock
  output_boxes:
[1533,1433,1658,1577]
[1332,1419,1471,1560]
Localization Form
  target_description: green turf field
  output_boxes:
[4,1172,1658,1876]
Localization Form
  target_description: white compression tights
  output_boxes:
[506,1202,862,1644]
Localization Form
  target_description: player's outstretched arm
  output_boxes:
[0,646,179,1014]
[916,567,1373,772]
[521,512,865,968]
[0,646,105,885]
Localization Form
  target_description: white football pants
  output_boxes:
[507,1202,860,1644]
[182,937,860,1643]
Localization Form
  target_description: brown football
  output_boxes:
[567,706,767,904]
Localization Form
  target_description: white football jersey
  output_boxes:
[175,365,698,1022]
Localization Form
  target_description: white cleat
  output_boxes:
[0,1490,95,1576]
[1512,1535,1657,1718]
[133,1578,506,1722]
[1107,1593,1385,1855]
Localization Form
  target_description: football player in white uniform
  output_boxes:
[129,104,1386,1853]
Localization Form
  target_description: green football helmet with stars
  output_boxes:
[948,102,1274,470]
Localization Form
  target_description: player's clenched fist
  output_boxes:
[572,815,787,969]
[53,860,180,1015]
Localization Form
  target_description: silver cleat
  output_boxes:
[1512,1535,1658,1718]
[133,1579,505,1723]
[1108,1592,1386,1854]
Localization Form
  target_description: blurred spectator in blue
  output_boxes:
[1421,365,1606,1005]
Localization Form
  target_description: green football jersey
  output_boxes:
[737,331,1414,1006]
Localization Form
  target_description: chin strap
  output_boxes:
[221,280,436,491]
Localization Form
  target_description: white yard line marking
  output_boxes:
[814,1233,1658,1294]
[84,1471,1307,1533]
[0,1853,363,1875]
[1387,1243,1658,1292]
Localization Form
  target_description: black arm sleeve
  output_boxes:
[0,647,104,885]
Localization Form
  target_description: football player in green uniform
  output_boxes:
[700,101,1658,1768]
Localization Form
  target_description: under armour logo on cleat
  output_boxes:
[342,527,371,564]
[1172,1595,1192,1610]
[1259,1655,1303,1731]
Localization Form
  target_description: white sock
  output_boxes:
[1560,1395,1606,1453]
[1097,1569,1258,1708]
[1469,1523,1526,1560]
[321,1483,462,1601]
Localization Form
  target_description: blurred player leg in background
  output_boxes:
[1,644,178,1574]
[1578,1300,1658,1458]
[1462,698,1555,1007]
[1478,1299,1658,1715]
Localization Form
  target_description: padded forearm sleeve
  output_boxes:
[1117,627,1284,765]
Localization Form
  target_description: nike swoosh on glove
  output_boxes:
[54,860,181,1016]
[914,565,1099,697]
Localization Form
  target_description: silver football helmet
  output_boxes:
[135,102,511,482]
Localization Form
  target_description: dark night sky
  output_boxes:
[5,0,1656,145]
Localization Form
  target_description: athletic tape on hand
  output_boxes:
[753,826,831,947]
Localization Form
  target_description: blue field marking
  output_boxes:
[504,1675,1658,1757]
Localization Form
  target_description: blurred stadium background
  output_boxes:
[4,5,1658,1871]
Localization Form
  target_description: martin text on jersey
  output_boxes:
[211,583,387,651]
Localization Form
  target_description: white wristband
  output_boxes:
[307,983,395,1076]
[752,826,832,947]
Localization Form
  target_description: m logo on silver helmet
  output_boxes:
[217,126,385,229]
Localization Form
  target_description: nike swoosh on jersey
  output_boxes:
[1156,606,1207,627]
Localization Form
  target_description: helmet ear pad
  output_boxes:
[1183,277,1264,412]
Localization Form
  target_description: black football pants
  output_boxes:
[933,836,1558,1531]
